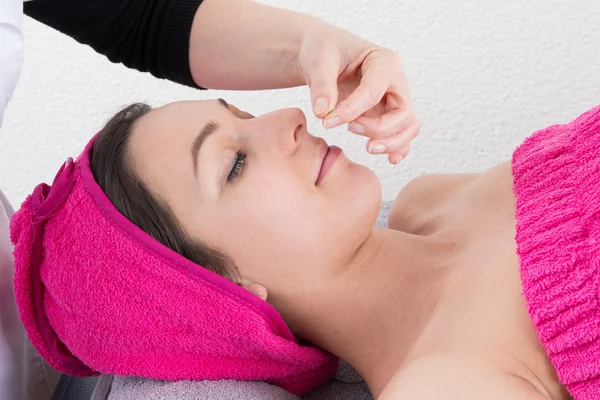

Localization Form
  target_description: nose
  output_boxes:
[251,108,307,155]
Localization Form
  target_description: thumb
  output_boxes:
[305,50,340,118]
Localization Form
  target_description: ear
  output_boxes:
[241,280,268,302]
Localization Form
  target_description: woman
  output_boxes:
[12,99,599,399]
[3,0,419,398]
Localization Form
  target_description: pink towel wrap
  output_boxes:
[513,105,600,399]
[10,134,338,396]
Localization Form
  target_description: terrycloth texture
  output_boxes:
[109,360,372,400]
[111,378,299,400]
[106,202,393,400]
[512,105,600,400]
[10,135,338,396]
[1,189,60,400]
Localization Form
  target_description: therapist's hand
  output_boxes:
[189,0,417,163]
[298,27,420,164]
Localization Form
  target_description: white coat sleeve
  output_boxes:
[0,1,24,399]
[0,0,24,127]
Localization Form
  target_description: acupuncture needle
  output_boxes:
[308,103,342,129]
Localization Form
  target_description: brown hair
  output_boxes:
[90,103,240,283]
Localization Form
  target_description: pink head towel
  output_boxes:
[10,134,338,395]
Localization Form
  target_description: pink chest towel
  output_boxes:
[513,105,600,399]
[10,134,338,396]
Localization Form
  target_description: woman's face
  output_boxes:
[129,99,381,300]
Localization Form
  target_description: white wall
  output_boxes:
[0,0,598,207]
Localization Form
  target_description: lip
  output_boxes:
[315,143,342,185]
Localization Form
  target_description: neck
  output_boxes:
[289,228,455,397]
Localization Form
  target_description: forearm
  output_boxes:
[25,0,203,88]
[189,0,327,90]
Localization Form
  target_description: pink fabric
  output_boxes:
[512,105,600,400]
[10,134,338,396]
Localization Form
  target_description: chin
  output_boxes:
[324,165,381,253]
[346,164,382,219]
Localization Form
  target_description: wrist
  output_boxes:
[296,22,377,85]
[285,15,334,88]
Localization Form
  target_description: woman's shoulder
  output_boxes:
[378,354,550,400]
[388,173,480,234]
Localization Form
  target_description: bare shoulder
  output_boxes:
[378,355,550,400]
[388,173,480,233]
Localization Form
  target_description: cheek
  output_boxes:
[212,179,333,277]
[196,164,381,284]
[236,181,323,248]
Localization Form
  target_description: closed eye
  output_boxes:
[227,150,247,182]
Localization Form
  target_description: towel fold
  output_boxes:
[513,105,600,399]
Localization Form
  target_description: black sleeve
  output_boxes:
[24,0,205,88]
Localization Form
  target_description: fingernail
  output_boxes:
[348,122,365,134]
[369,142,386,154]
[323,117,341,129]
[314,98,329,115]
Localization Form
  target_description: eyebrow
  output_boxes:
[191,99,232,176]
[192,119,219,173]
